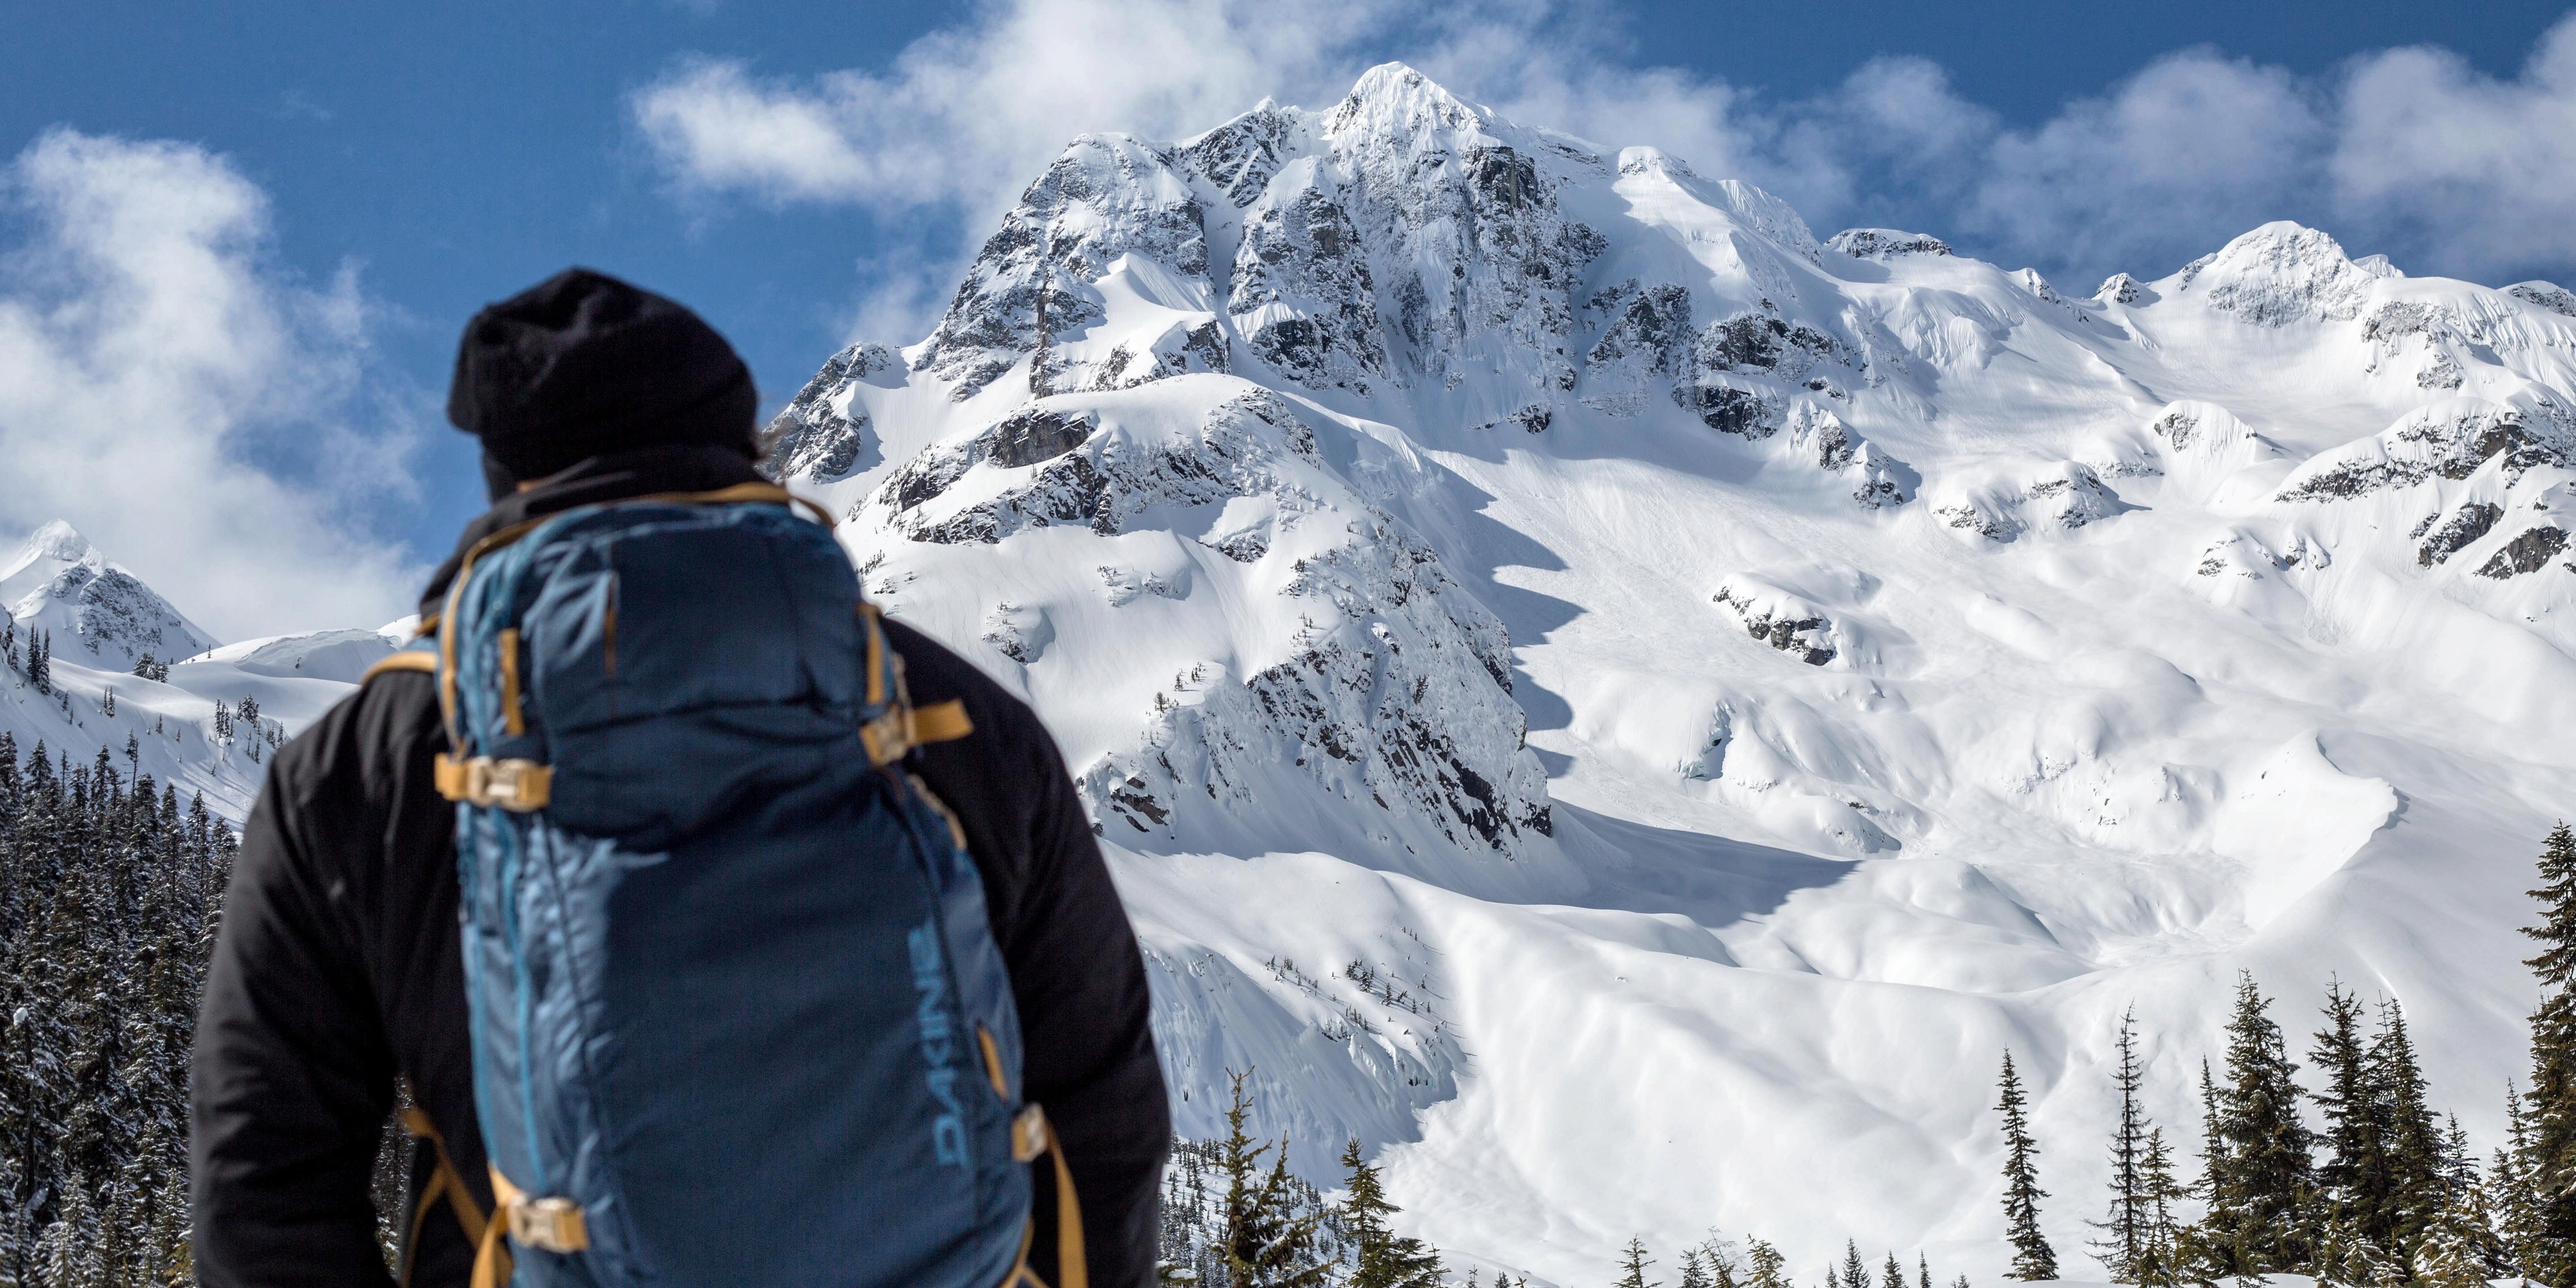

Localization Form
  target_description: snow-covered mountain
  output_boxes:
[0,522,406,817]
[759,64,2575,1284]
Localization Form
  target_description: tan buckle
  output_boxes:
[505,1195,588,1254]
[1011,1104,1050,1163]
[434,754,554,812]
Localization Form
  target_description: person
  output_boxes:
[190,268,1169,1287]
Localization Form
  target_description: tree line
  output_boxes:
[0,734,236,1286]
[1994,822,2576,1286]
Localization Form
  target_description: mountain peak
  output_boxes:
[21,519,93,564]
[2174,220,2382,326]
[1326,62,1489,144]
[1,521,217,659]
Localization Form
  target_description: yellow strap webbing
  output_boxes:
[1000,1106,1088,1288]
[863,698,976,766]
[1049,1137,1087,1288]
[362,651,437,684]
[397,1107,493,1288]
[469,1166,517,1288]
[912,699,974,745]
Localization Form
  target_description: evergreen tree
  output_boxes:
[1878,1252,1904,1288]
[2312,979,2386,1252]
[2409,1173,2507,1288]
[1338,1137,1442,1288]
[1699,1236,1741,1288]
[1617,1238,1658,1288]
[2363,999,2444,1255]
[1996,1049,2058,1280]
[1915,1254,1930,1288]
[2131,1128,2188,1287]
[1840,1240,1867,1288]
[1680,1248,1711,1288]
[2090,1009,2155,1283]
[1214,1071,1330,1288]
[2494,1085,2551,1281]
[2525,820,2576,1285]
[28,630,48,695]
[1745,1237,1789,1288]
[2201,972,2316,1275]
[0,745,235,1281]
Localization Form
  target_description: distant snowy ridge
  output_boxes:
[0,522,405,818]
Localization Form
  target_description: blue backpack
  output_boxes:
[375,484,1082,1288]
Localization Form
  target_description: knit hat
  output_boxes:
[447,268,757,493]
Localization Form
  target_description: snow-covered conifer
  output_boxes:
[2201,973,2316,1275]
[2363,999,2443,1254]
[2524,821,2576,1281]
[1996,1049,2057,1279]
[2090,1009,2157,1281]
[1339,1136,1442,1288]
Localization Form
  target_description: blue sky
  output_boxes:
[5,1,2575,637]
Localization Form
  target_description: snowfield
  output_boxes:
[11,61,2573,1288]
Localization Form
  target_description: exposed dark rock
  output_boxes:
[1472,404,1553,433]
[2418,502,2504,567]
[1181,103,1294,207]
[1713,586,1835,665]
[2510,281,2576,317]
[2277,403,2575,501]
[2098,274,2144,305]
[761,343,897,483]
[982,408,1097,468]
[1231,186,1387,392]
[1827,229,1951,259]
[914,136,1210,401]
[1674,384,1778,437]
[2477,525,2570,579]
[1584,283,1693,376]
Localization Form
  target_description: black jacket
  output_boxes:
[190,446,1168,1287]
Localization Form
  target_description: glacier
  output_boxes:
[12,60,2575,1287]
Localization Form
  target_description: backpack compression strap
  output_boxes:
[858,601,975,765]
[1003,1105,1089,1288]
[397,1106,500,1288]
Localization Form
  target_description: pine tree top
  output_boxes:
[2526,822,2576,986]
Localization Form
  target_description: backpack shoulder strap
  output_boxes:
[857,602,976,764]
[361,643,440,684]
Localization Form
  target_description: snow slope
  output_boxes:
[0,523,405,817]
[759,64,2576,1285]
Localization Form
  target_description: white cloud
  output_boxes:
[631,0,1399,221]
[1966,52,2326,282]
[0,129,424,641]
[2331,19,2576,281]
[633,0,2576,321]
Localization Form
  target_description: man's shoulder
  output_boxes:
[268,668,443,805]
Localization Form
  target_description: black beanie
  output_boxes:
[447,268,757,492]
